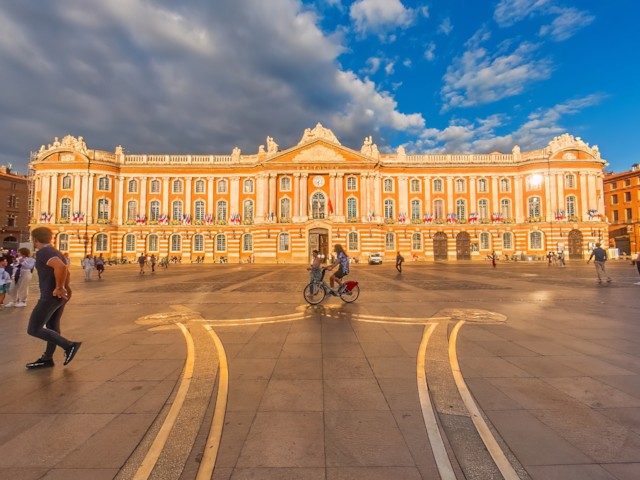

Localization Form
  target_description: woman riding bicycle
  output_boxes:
[324,244,349,294]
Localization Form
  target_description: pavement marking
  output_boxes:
[132,322,195,480]
[197,326,230,480]
[417,322,457,480]
[207,312,308,327]
[449,320,520,480]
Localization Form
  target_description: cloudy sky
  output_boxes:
[1,0,636,172]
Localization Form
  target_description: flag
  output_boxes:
[328,199,334,214]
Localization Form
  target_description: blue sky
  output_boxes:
[0,0,637,172]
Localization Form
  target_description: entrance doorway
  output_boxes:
[309,228,329,263]
[568,229,583,259]
[433,232,448,260]
[456,232,471,260]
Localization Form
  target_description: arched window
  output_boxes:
[412,232,422,251]
[58,233,69,251]
[280,177,291,191]
[128,179,138,193]
[127,200,137,221]
[217,179,227,193]
[217,200,227,221]
[150,179,160,193]
[149,200,160,221]
[503,232,513,249]
[243,200,254,221]
[385,232,395,251]
[411,199,421,220]
[280,197,291,219]
[278,233,290,251]
[346,176,357,191]
[456,199,466,221]
[172,200,183,221]
[566,195,577,217]
[528,197,541,218]
[530,231,543,249]
[410,178,421,193]
[170,234,181,252]
[193,234,204,252]
[60,198,71,220]
[384,199,394,220]
[97,199,110,220]
[98,177,110,191]
[172,179,183,194]
[455,178,466,193]
[195,179,205,193]
[433,178,443,192]
[242,234,253,252]
[216,234,226,252]
[243,179,254,193]
[194,200,205,221]
[500,199,512,219]
[384,178,394,192]
[95,233,108,252]
[500,178,511,192]
[480,232,490,250]
[477,178,488,193]
[148,234,158,252]
[62,176,72,190]
[311,192,326,219]
[478,199,489,219]
[348,231,358,251]
[434,199,444,219]
[564,174,576,189]
[347,197,358,219]
[124,234,136,252]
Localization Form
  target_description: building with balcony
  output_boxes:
[604,165,640,255]
[29,125,607,263]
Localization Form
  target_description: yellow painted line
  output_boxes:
[207,314,307,327]
[449,320,520,480]
[416,323,456,480]
[196,326,230,480]
[353,317,440,326]
[355,314,451,322]
[133,323,195,480]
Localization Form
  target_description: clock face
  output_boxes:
[312,175,325,187]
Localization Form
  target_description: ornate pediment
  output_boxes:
[38,134,88,158]
[292,145,347,163]
[298,123,341,146]
[546,133,601,160]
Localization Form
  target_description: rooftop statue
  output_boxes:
[266,136,278,154]
[232,147,241,161]
[298,122,341,145]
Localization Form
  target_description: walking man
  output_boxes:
[396,251,404,273]
[25,226,81,369]
[587,242,612,284]
[95,253,105,279]
[138,252,147,275]
[81,254,94,281]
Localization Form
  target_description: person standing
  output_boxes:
[0,256,11,307]
[81,255,94,281]
[396,251,404,273]
[150,254,157,273]
[6,248,36,307]
[558,250,566,267]
[25,226,81,369]
[491,251,497,268]
[95,253,105,279]
[138,253,147,275]
[587,242,612,284]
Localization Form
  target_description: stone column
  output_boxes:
[423,176,431,213]
[87,174,95,222]
[293,173,301,219]
[491,177,499,215]
[373,174,381,220]
[329,173,336,217]
[116,176,124,224]
[269,174,277,217]
[579,172,588,220]
[230,176,240,215]
[360,174,369,220]
[547,173,556,221]
[73,174,82,212]
[555,173,564,212]
[140,177,147,216]
[336,172,344,217]
[40,173,50,217]
[597,173,605,213]
[256,174,266,221]
[162,177,170,215]
[587,173,598,212]
[207,177,214,214]
[185,177,192,215]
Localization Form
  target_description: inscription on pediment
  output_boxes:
[292,145,346,163]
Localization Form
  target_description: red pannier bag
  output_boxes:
[344,281,358,292]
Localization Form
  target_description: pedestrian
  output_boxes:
[95,253,105,279]
[150,254,157,273]
[587,242,612,284]
[396,251,404,272]
[307,250,322,283]
[25,226,81,369]
[491,250,497,268]
[558,250,566,267]
[5,248,36,307]
[81,254,94,281]
[324,244,350,294]
[63,252,71,266]
[138,252,147,274]
[0,256,11,307]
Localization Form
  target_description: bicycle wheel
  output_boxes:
[340,284,360,303]
[303,282,326,305]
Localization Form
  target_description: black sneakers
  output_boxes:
[64,342,82,366]
[26,357,54,369]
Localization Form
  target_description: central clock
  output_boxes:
[312,175,325,187]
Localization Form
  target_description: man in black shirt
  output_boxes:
[25,227,81,369]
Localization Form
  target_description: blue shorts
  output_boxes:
[0,284,9,294]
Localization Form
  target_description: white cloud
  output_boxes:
[385,61,395,75]
[424,42,436,61]
[438,17,453,35]
[363,56,382,75]
[494,0,550,27]
[441,30,552,109]
[350,0,415,36]
[539,7,594,41]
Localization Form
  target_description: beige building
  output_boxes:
[29,125,607,263]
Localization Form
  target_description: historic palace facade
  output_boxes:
[29,124,607,263]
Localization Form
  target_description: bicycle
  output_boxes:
[303,269,360,305]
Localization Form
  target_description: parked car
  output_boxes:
[368,252,383,265]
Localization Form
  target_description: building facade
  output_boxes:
[604,165,640,255]
[29,125,607,263]
[0,165,30,251]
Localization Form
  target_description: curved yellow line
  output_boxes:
[416,323,456,480]
[196,327,230,480]
[133,323,195,480]
[449,320,520,480]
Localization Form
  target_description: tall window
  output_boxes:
[60,198,71,220]
[311,192,326,219]
[127,200,137,221]
[503,232,513,249]
[456,199,466,221]
[412,233,422,251]
[58,233,69,251]
[500,199,512,219]
[280,177,291,191]
[434,199,444,219]
[348,231,358,251]
[216,234,226,252]
[500,178,510,192]
[384,178,394,192]
[195,180,205,193]
[410,178,420,193]
[280,197,291,219]
[193,234,204,252]
[347,197,358,219]
[148,234,158,252]
[530,231,543,249]
[346,176,357,191]
[480,232,490,250]
[478,199,489,219]
[149,200,160,221]
[98,177,110,191]
[243,179,254,193]
[385,232,395,251]
[565,174,576,189]
[411,199,421,220]
[566,195,577,217]
[97,199,110,220]
[477,178,488,193]
[95,233,108,252]
[62,176,72,190]
[170,234,181,252]
[194,200,205,221]
[433,178,443,192]
[128,179,138,193]
[217,179,227,193]
[150,179,160,193]
[242,234,253,252]
[124,234,136,252]
[172,179,183,193]
[172,200,183,221]
[528,197,541,217]
[384,199,394,220]
[243,200,254,221]
[217,200,227,221]
[455,178,466,193]
[279,233,290,251]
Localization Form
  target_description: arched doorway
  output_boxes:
[433,232,448,260]
[568,229,583,260]
[456,232,471,260]
[2,236,18,251]
[309,228,329,263]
